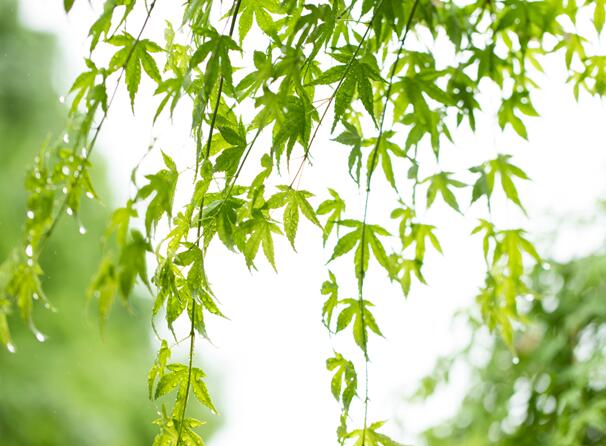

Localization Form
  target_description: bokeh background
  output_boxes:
[1,0,606,445]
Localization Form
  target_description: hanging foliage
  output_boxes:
[1,0,605,444]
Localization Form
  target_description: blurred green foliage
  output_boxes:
[419,252,606,445]
[0,1,156,444]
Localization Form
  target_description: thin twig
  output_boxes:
[357,1,420,443]
[177,1,243,443]
[37,0,159,255]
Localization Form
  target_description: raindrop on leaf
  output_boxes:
[63,133,70,144]
[26,210,34,219]
[512,356,520,365]
[66,208,74,216]
[59,95,65,103]
[7,343,16,353]
[25,244,33,257]
[79,225,87,235]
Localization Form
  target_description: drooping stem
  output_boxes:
[177,2,243,443]
[357,1,420,442]
[38,0,159,255]
[288,0,386,188]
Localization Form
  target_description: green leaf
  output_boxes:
[595,0,605,33]
[64,0,75,12]
[321,271,339,328]
[241,213,282,270]
[238,0,282,42]
[326,352,357,409]
[192,368,217,413]
[109,34,164,108]
[137,152,179,236]
[118,229,152,299]
[470,155,529,211]
[310,50,382,129]
[424,172,466,212]
[148,340,171,400]
[270,186,321,248]
[335,298,383,351]
[87,256,118,330]
[317,188,346,243]
[347,420,407,446]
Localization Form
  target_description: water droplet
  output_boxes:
[79,226,87,235]
[27,258,33,266]
[26,210,34,219]
[512,356,520,365]
[81,147,87,157]
[62,165,71,175]
[63,133,70,144]
[62,186,68,194]
[35,331,47,343]
[66,208,74,216]
[34,170,41,179]
[33,292,39,300]
[543,263,551,271]
[85,191,95,199]
[7,343,16,353]
[25,244,33,257]
[59,95,65,103]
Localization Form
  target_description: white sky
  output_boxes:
[18,1,606,444]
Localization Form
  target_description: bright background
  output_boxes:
[10,0,606,444]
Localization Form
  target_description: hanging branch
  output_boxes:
[37,0,159,254]
[177,1,243,443]
[357,1,420,442]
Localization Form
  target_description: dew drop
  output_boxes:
[33,292,39,300]
[59,95,65,104]
[25,244,33,257]
[512,356,520,365]
[34,170,41,179]
[62,165,71,175]
[86,191,95,199]
[7,343,16,353]
[35,331,47,343]
[27,210,34,219]
[62,186,68,194]
[63,133,70,144]
[79,225,87,235]
[81,147,87,157]
[66,208,74,216]
[27,258,34,266]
